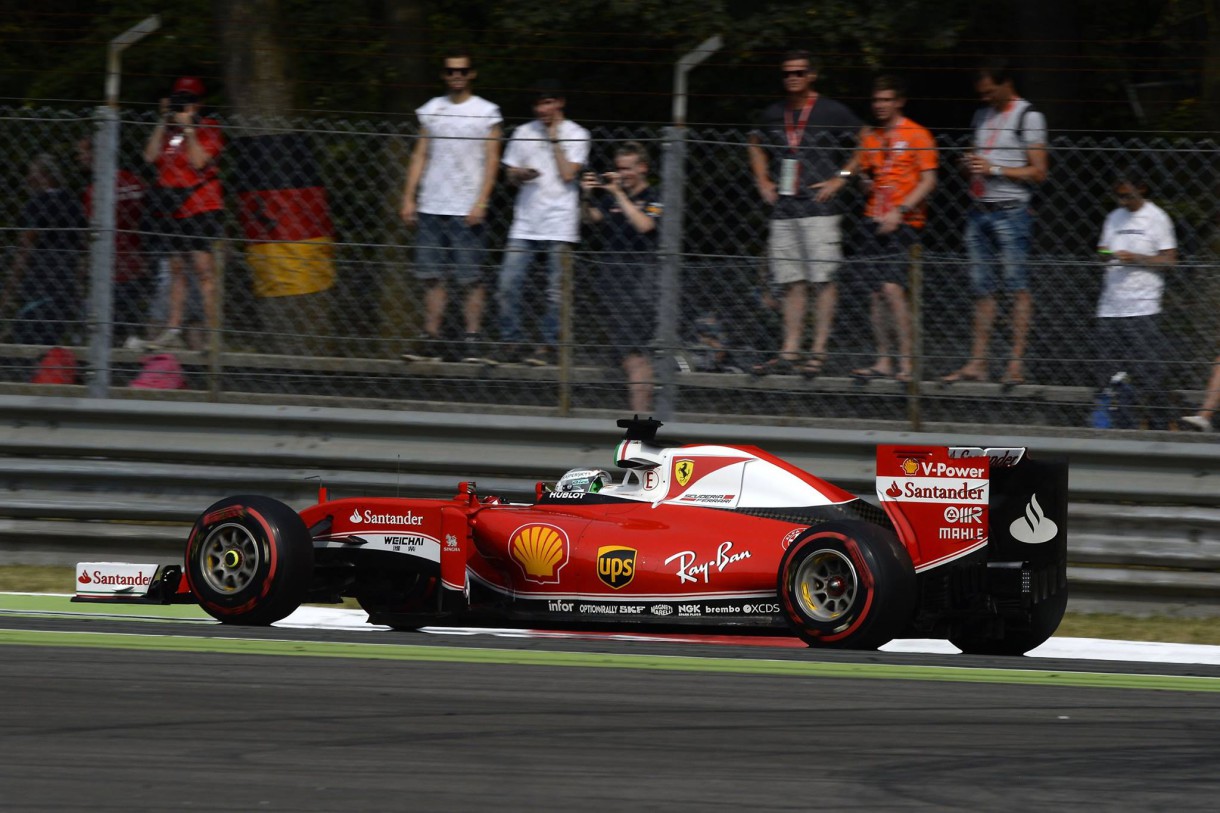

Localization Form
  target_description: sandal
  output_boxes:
[852,366,892,381]
[751,355,797,376]
[801,354,827,379]
[940,368,988,386]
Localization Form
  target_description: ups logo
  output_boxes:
[597,545,637,589]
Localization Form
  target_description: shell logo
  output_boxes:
[509,524,569,584]
[901,458,920,476]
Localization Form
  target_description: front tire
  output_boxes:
[186,496,314,626]
[778,521,916,650]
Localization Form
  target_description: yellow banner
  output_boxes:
[248,237,336,298]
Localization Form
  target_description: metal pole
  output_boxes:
[87,15,160,399]
[656,35,722,421]
[907,244,924,431]
[87,109,119,398]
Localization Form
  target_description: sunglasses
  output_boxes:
[443,67,471,77]
[781,69,808,78]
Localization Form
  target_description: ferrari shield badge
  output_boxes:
[674,459,695,487]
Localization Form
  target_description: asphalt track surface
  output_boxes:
[3,607,1220,811]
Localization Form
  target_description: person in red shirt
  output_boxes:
[851,75,937,383]
[141,75,224,350]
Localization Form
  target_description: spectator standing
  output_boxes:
[943,60,1048,386]
[140,76,224,350]
[1095,172,1176,426]
[2,154,86,346]
[497,79,590,365]
[76,137,149,348]
[580,141,663,412]
[851,75,938,384]
[748,49,862,377]
[401,50,502,362]
[1181,355,1220,431]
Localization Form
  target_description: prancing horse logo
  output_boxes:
[675,459,694,487]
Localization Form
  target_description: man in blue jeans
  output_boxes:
[497,80,590,365]
[401,51,502,363]
[943,60,1048,387]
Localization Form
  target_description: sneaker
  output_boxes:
[460,333,495,365]
[401,333,442,362]
[147,328,185,350]
[524,346,555,367]
[1180,414,1213,432]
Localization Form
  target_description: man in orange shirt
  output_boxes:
[851,75,937,383]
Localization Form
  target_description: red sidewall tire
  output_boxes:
[778,521,916,650]
[185,495,314,626]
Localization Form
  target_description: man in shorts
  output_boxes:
[943,59,1048,387]
[401,50,502,362]
[851,75,938,384]
[747,49,861,377]
[140,75,224,350]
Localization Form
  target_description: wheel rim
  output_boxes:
[198,522,262,594]
[793,548,859,621]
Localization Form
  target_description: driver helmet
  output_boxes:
[555,468,612,494]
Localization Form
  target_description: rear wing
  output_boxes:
[875,446,1068,573]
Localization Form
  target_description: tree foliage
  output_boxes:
[0,0,1215,132]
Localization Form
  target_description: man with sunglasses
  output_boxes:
[401,51,502,363]
[748,49,862,378]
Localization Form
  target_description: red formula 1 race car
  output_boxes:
[74,418,1069,654]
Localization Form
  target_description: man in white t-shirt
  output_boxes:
[496,80,590,365]
[401,51,502,362]
[1096,172,1177,427]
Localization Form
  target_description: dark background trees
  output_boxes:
[0,0,1215,133]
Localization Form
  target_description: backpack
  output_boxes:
[31,347,80,385]
[1089,372,1137,429]
[131,353,187,390]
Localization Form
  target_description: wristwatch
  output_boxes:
[989,165,1003,177]
[838,169,853,178]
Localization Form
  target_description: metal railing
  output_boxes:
[0,395,1217,612]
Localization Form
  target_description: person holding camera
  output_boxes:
[139,75,224,351]
[580,141,663,412]
[496,79,589,365]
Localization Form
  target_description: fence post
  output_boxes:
[656,126,685,421]
[907,244,924,431]
[656,35,722,421]
[86,107,119,398]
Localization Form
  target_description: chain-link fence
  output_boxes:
[1,105,1218,431]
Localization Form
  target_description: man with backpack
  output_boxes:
[942,60,1048,388]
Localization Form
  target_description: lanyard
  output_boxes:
[978,99,1021,153]
[784,94,818,153]
[875,118,904,176]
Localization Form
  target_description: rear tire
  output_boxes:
[186,496,314,626]
[949,585,1068,656]
[778,521,916,650]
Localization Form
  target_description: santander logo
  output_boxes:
[349,508,423,526]
[1009,493,1058,544]
[78,571,92,584]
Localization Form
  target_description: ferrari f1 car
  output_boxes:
[74,418,1069,654]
